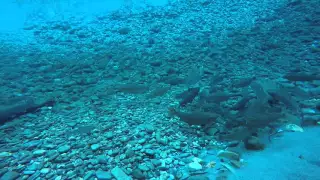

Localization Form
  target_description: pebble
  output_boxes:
[96,170,112,180]
[55,176,62,180]
[83,171,95,180]
[27,162,43,171]
[138,163,149,171]
[105,132,114,139]
[188,162,203,171]
[0,152,12,158]
[23,170,35,175]
[145,149,155,156]
[111,166,132,180]
[40,168,50,174]
[159,160,167,170]
[97,155,109,164]
[132,168,145,179]
[73,159,84,167]
[27,171,41,180]
[0,171,19,180]
[160,151,168,158]
[47,151,59,161]
[138,138,146,144]
[33,149,46,156]
[58,145,71,153]
[302,108,316,114]
[91,144,100,151]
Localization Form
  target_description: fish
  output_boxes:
[168,107,219,126]
[283,73,320,82]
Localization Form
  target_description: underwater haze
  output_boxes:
[0,0,320,179]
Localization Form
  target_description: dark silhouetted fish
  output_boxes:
[168,107,219,126]
[283,73,320,82]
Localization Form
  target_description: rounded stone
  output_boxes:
[33,150,46,156]
[58,145,71,153]
[91,144,100,151]
[40,168,50,174]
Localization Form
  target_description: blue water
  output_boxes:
[0,0,319,180]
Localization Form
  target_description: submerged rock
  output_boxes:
[188,161,203,171]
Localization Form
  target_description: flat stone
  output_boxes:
[96,170,112,180]
[55,176,62,180]
[0,152,12,158]
[40,168,50,174]
[111,166,132,180]
[145,149,155,156]
[188,162,203,171]
[84,171,95,180]
[27,171,40,179]
[27,162,43,171]
[23,170,35,175]
[33,149,46,156]
[1,171,20,180]
[137,138,146,144]
[132,169,145,179]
